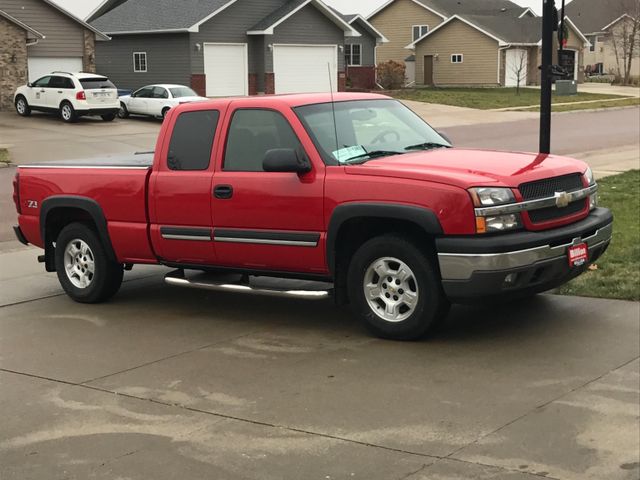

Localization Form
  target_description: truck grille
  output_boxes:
[519,173,584,200]
[519,174,586,224]
[529,199,588,223]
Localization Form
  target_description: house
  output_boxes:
[367,0,532,83]
[407,13,590,87]
[0,0,109,110]
[367,0,589,87]
[567,0,640,78]
[88,0,362,96]
[329,8,389,90]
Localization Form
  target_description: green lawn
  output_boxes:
[517,97,640,112]
[393,87,625,110]
[0,148,9,164]
[556,170,640,301]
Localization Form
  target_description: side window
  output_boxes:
[224,109,302,172]
[134,87,153,98]
[133,52,147,72]
[33,76,51,88]
[153,87,168,99]
[167,110,220,171]
[62,77,75,89]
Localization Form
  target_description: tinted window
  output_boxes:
[49,76,75,89]
[79,77,116,90]
[167,110,219,171]
[134,87,153,98]
[33,76,51,88]
[224,110,302,172]
[152,86,168,99]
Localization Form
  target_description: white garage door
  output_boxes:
[273,45,338,94]
[505,49,528,87]
[204,43,248,97]
[28,57,83,82]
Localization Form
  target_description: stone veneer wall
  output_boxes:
[83,30,96,73]
[0,17,28,111]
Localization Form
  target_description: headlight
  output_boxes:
[584,167,595,186]
[469,187,520,233]
[469,187,516,207]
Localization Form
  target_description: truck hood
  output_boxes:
[344,148,587,189]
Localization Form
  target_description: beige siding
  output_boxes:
[1,0,87,57]
[369,0,444,65]
[414,19,500,86]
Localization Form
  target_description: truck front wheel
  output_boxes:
[55,223,123,303]
[347,235,448,340]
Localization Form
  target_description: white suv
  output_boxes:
[14,72,120,123]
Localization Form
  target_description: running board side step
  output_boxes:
[164,270,333,300]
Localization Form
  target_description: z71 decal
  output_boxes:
[27,200,38,209]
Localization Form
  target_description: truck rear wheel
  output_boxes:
[347,235,447,340]
[55,223,123,303]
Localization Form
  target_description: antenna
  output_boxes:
[328,63,340,162]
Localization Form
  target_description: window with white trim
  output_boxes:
[133,52,147,72]
[451,54,463,63]
[412,25,429,41]
[345,44,362,66]
[588,35,596,52]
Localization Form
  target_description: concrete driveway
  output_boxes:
[0,247,639,480]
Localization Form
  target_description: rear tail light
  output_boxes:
[12,172,21,214]
[76,91,86,100]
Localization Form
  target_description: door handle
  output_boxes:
[214,185,233,199]
[57,91,63,93]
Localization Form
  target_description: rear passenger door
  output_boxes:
[47,76,74,110]
[211,100,326,274]
[149,107,223,265]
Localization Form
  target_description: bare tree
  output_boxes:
[607,0,640,84]
[509,49,528,94]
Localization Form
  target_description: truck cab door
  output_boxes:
[148,106,223,265]
[211,100,327,275]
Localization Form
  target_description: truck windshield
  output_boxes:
[294,99,450,165]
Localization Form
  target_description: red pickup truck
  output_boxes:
[13,93,613,340]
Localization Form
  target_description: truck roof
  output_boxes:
[185,92,392,110]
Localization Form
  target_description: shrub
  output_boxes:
[376,60,406,90]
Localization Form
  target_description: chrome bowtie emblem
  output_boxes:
[554,191,571,208]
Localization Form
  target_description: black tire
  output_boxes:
[118,103,129,119]
[15,96,31,116]
[101,113,116,122]
[347,235,447,340]
[55,222,124,303]
[60,101,78,123]
[161,107,170,120]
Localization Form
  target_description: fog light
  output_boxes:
[504,273,518,286]
[590,193,598,210]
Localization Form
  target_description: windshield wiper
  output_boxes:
[404,142,450,151]
[343,150,404,164]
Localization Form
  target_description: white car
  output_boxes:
[14,72,120,123]
[118,84,206,120]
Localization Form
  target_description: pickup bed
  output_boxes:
[13,92,613,340]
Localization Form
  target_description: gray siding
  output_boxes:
[189,0,285,74]
[267,4,345,71]
[1,0,87,57]
[346,19,377,66]
[95,34,191,90]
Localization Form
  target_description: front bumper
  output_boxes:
[436,208,613,301]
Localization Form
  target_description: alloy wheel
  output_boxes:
[64,239,95,289]
[363,257,419,323]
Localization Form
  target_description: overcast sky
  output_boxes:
[53,0,555,21]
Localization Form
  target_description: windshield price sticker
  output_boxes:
[333,145,367,163]
[568,243,588,267]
